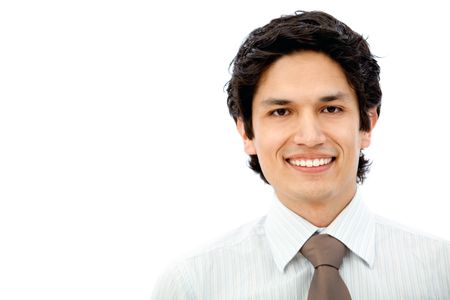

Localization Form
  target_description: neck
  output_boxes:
[276,188,357,227]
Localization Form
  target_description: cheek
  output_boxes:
[328,125,361,153]
[253,125,288,158]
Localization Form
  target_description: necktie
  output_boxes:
[300,234,351,300]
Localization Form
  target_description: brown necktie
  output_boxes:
[300,234,351,300]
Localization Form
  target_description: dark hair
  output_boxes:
[226,10,381,184]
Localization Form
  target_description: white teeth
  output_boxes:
[288,158,333,168]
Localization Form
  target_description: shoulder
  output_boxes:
[371,215,450,293]
[373,214,450,255]
[374,214,449,242]
[151,216,268,299]
[185,215,268,258]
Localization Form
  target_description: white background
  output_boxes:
[1,0,449,299]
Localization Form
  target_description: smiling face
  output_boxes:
[238,51,377,208]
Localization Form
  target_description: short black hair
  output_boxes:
[226,10,381,184]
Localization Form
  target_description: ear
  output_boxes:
[360,107,379,149]
[236,118,257,155]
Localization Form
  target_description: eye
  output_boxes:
[322,106,343,113]
[271,108,290,117]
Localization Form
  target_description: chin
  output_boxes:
[280,186,336,204]
[300,189,334,202]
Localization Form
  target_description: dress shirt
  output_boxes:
[152,190,450,299]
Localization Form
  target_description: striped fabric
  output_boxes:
[152,190,450,299]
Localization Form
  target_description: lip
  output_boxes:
[285,156,336,174]
[285,153,335,160]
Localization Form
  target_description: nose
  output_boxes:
[292,112,326,147]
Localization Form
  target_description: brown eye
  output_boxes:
[272,108,290,116]
[323,106,342,113]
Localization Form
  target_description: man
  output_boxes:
[152,11,450,299]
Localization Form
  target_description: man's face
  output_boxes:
[238,51,377,206]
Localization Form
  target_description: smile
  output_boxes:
[287,157,334,168]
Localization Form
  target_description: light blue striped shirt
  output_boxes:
[152,191,450,299]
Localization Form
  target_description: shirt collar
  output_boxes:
[264,188,375,272]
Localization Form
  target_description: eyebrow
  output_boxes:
[320,92,349,102]
[260,92,350,106]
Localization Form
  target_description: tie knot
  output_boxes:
[300,234,347,269]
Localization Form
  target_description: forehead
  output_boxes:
[254,51,356,105]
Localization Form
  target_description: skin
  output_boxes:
[237,51,378,227]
